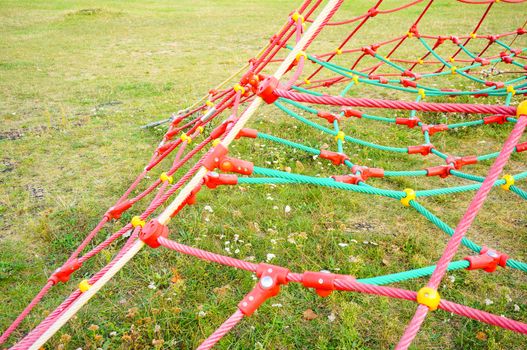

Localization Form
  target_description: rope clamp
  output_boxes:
[131,216,146,228]
[342,108,363,118]
[235,128,258,139]
[501,174,514,190]
[331,174,362,185]
[290,11,305,23]
[79,279,92,292]
[416,287,440,311]
[464,246,509,272]
[400,188,416,207]
[203,144,253,175]
[160,172,174,184]
[426,164,453,178]
[334,131,346,142]
[238,263,289,316]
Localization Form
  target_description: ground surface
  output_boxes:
[1,1,527,349]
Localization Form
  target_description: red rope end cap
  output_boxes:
[342,108,363,118]
[351,165,384,180]
[331,174,362,185]
[105,200,134,220]
[319,149,349,165]
[236,128,258,139]
[426,164,453,178]
[140,219,169,248]
[395,117,419,128]
[446,155,478,170]
[49,259,82,285]
[465,246,509,273]
[203,172,238,189]
[408,144,433,156]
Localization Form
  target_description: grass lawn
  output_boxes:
[1,0,527,349]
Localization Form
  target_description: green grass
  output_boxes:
[1,0,527,349]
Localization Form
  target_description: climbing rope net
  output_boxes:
[3,0,527,348]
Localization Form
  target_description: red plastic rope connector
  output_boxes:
[368,74,388,84]
[331,174,362,185]
[205,143,254,175]
[422,124,448,136]
[317,111,340,124]
[485,81,505,89]
[408,144,433,156]
[484,115,508,125]
[256,76,280,104]
[426,164,453,178]
[446,155,478,170]
[464,246,509,273]
[400,79,418,88]
[203,172,238,189]
[319,150,349,165]
[516,141,527,153]
[235,128,258,139]
[361,45,377,57]
[402,70,421,80]
[342,108,363,118]
[48,259,82,285]
[351,165,384,180]
[203,144,229,171]
[302,271,354,297]
[238,263,289,316]
[170,184,202,218]
[395,117,420,128]
[475,57,490,66]
[367,7,379,17]
[104,200,134,220]
[139,219,169,248]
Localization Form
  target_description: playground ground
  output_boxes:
[1,1,527,348]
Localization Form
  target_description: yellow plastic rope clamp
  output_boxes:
[384,56,390,62]
[517,100,527,117]
[198,126,204,134]
[451,66,457,75]
[212,139,221,147]
[334,131,345,142]
[417,58,424,65]
[335,48,343,55]
[401,188,416,207]
[352,76,359,85]
[418,89,426,99]
[291,11,305,23]
[449,57,455,63]
[205,100,214,107]
[470,32,477,39]
[79,279,92,293]
[407,31,413,38]
[304,78,311,85]
[501,174,515,190]
[160,172,174,184]
[506,85,516,96]
[233,84,245,95]
[296,51,307,61]
[180,133,192,144]
[131,216,146,228]
[416,287,440,311]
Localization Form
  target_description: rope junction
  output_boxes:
[2,0,527,348]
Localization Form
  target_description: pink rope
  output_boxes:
[158,237,258,272]
[275,90,518,115]
[396,115,527,349]
[196,309,244,350]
